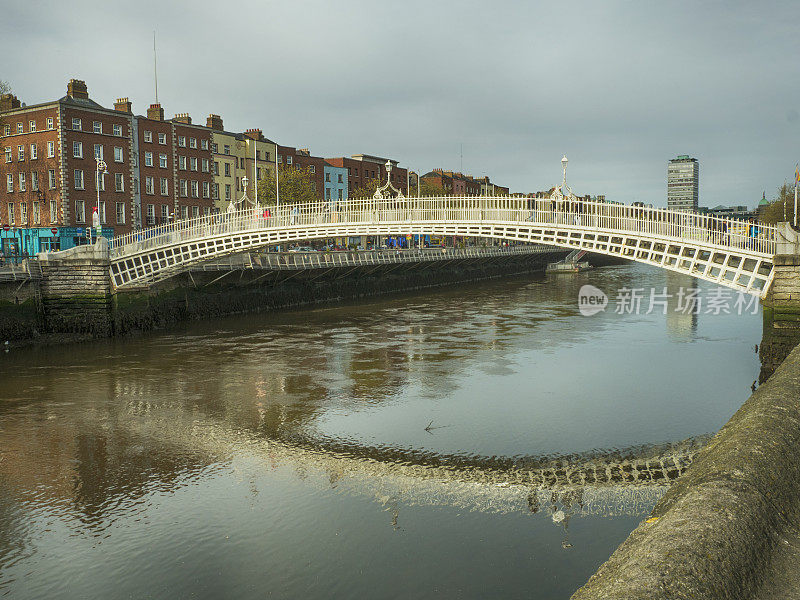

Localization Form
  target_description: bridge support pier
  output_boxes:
[37,240,114,338]
[759,224,800,380]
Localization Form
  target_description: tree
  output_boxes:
[760,183,795,224]
[349,178,381,199]
[257,166,318,206]
[0,80,12,131]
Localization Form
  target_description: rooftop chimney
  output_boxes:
[114,97,132,113]
[206,114,223,131]
[67,79,89,99]
[244,128,263,141]
[173,113,192,124]
[0,94,21,112]
[147,103,165,121]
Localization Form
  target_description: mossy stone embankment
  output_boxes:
[572,343,800,600]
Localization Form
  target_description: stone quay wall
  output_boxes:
[571,341,800,600]
[0,246,566,344]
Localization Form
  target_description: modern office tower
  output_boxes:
[667,155,699,211]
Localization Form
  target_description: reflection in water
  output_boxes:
[0,263,763,600]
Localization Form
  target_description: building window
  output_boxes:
[30,144,37,160]
[192,206,199,218]
[309,165,315,174]
[338,174,343,183]
[146,204,155,225]
[75,200,85,223]
[20,202,27,223]
[257,167,262,180]
[6,174,12,192]
[113,124,122,137]
[202,181,210,198]
[223,145,230,155]
[239,157,245,169]
[178,156,186,170]
[93,121,102,134]
[115,172,124,192]
[160,178,168,195]
[158,132,167,144]
[50,199,57,222]
[325,188,331,200]
[212,143,218,153]
[116,202,126,224]
[325,173,331,182]
[99,201,106,224]
[161,205,169,222]
[181,206,188,220]
[72,118,81,131]
[225,184,231,201]
[31,171,38,191]
[73,141,83,158]
[190,157,197,171]
[144,131,153,143]
[189,138,197,149]
[8,203,14,225]
[286,156,292,165]
[201,158,209,173]
[212,183,219,200]
[159,153,167,168]
[4,148,10,163]
[201,139,208,150]
[191,180,199,197]
[113,146,123,162]
[180,179,188,197]
[93,144,103,160]
[29,120,36,132]
[338,189,343,200]
[2,125,8,136]
[18,173,25,192]
[46,117,54,130]
[16,122,22,134]
[96,169,105,191]
[48,169,56,189]
[145,176,154,194]
[144,152,153,167]
[178,136,186,147]
[224,163,231,177]
[214,161,219,176]
[74,169,84,190]
[47,141,55,158]
[17,145,24,161]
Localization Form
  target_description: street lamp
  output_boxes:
[561,155,568,189]
[95,157,107,242]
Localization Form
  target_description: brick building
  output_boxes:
[420,169,481,196]
[0,79,134,251]
[277,145,326,199]
[0,79,217,255]
[325,154,408,198]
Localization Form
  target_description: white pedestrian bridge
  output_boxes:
[109,196,777,296]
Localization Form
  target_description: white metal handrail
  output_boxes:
[110,196,778,261]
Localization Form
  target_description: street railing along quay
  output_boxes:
[109,196,778,259]
[0,259,42,282]
[192,245,554,272]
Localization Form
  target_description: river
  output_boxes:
[0,262,763,599]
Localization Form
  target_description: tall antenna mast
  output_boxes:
[153,31,159,103]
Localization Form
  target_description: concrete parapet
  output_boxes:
[572,343,800,599]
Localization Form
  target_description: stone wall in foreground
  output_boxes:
[571,342,800,600]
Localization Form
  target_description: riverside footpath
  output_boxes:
[572,341,800,600]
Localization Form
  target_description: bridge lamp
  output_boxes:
[561,155,568,187]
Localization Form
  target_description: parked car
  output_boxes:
[288,246,316,253]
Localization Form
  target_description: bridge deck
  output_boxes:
[108,197,777,295]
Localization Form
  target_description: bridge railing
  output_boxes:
[109,196,777,259]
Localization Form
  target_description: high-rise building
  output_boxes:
[667,155,699,211]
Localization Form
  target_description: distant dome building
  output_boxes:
[757,191,770,218]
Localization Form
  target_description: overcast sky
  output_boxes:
[5,1,799,207]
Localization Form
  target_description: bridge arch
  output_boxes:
[109,196,776,295]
